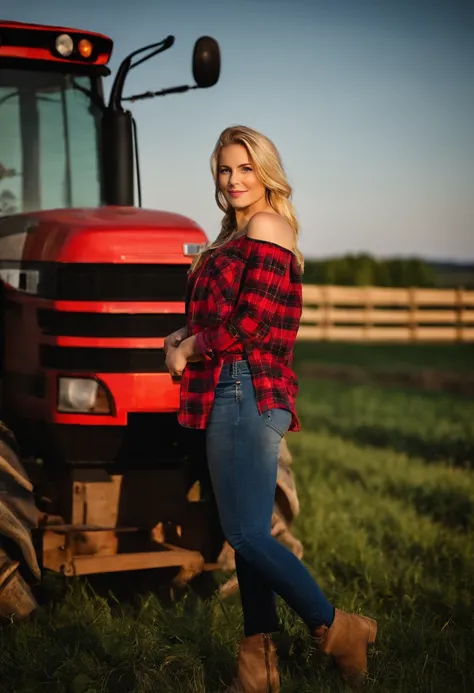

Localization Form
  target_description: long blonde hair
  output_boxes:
[190,125,304,272]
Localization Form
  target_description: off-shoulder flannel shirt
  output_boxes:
[177,235,302,432]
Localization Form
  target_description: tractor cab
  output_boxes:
[0,53,103,215]
[0,20,220,212]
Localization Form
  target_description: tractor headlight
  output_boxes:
[58,377,112,414]
[55,34,74,57]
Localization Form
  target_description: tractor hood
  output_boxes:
[0,207,208,264]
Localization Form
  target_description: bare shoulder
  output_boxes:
[247,212,294,251]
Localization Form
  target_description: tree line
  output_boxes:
[302,254,438,287]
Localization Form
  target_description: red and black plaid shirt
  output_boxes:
[178,235,302,432]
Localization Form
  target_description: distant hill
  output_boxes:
[429,261,474,289]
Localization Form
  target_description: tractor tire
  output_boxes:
[0,422,40,619]
[0,548,37,618]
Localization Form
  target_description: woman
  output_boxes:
[165,125,376,692]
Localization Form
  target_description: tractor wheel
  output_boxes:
[0,422,40,619]
[0,547,37,618]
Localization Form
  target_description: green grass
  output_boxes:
[297,379,474,465]
[1,357,474,691]
[293,341,474,374]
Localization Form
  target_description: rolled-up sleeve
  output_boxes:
[195,239,292,359]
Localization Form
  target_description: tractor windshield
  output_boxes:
[0,66,103,216]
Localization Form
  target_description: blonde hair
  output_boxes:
[190,125,304,272]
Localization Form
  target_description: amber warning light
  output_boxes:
[78,39,93,58]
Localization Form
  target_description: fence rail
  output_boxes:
[299,285,474,342]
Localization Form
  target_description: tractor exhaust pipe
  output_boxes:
[101,109,135,207]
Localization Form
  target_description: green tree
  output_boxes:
[302,254,437,288]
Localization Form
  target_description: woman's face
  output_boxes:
[217,144,266,210]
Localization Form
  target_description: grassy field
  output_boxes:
[293,341,474,374]
[293,342,474,397]
[1,344,473,692]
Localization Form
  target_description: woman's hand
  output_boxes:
[164,326,187,355]
[165,334,203,378]
[165,344,188,379]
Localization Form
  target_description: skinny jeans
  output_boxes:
[205,360,335,636]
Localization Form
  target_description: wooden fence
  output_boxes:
[299,285,474,342]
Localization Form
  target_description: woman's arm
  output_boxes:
[165,250,246,374]
[163,326,188,355]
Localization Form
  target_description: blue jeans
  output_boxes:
[206,360,334,636]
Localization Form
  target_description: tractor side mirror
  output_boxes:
[192,36,221,88]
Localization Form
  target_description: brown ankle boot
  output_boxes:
[225,633,280,692]
[314,608,377,690]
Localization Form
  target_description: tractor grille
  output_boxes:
[37,310,185,338]
[39,345,168,373]
[36,263,188,372]
[40,263,188,301]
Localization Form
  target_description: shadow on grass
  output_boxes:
[388,483,474,531]
[334,466,474,531]
[296,362,474,397]
[293,342,474,375]
[33,565,221,616]
[299,416,474,467]
[1,577,236,693]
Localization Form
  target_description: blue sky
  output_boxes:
[5,0,474,261]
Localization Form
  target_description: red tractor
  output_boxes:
[0,20,303,618]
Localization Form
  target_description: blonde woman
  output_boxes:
[165,126,377,692]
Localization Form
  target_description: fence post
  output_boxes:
[456,286,464,342]
[322,285,330,341]
[408,287,417,342]
[363,286,372,340]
